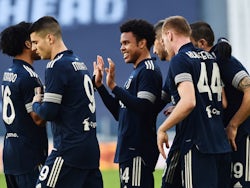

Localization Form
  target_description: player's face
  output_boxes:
[30,32,52,60]
[153,32,169,61]
[25,40,41,61]
[162,30,175,60]
[120,32,141,65]
[31,50,41,61]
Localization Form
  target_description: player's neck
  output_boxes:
[133,51,151,68]
[51,41,68,60]
[14,51,33,66]
[174,37,191,54]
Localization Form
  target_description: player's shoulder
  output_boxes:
[46,54,77,71]
[21,64,39,78]
[141,59,156,70]
[140,58,162,74]
[46,53,65,69]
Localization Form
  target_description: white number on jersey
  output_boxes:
[84,75,96,113]
[197,62,222,101]
[120,167,130,184]
[39,165,50,181]
[2,85,15,125]
[233,162,243,179]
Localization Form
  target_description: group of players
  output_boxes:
[0,15,249,188]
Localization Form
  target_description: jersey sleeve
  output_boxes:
[170,54,193,86]
[20,75,41,113]
[219,57,250,89]
[32,61,65,120]
[43,61,68,105]
[112,68,162,114]
[97,84,120,121]
[136,68,162,103]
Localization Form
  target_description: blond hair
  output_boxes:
[162,16,191,37]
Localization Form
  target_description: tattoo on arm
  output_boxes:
[238,76,250,91]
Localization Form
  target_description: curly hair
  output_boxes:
[120,19,155,51]
[0,22,31,57]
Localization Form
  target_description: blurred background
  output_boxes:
[0,0,249,170]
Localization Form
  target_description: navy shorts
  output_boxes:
[5,165,41,188]
[161,149,182,188]
[231,134,250,187]
[182,146,231,188]
[119,156,154,188]
[162,146,231,188]
[36,156,103,188]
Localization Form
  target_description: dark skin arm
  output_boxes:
[30,111,46,126]
[226,76,250,151]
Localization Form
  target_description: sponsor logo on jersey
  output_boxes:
[206,105,220,118]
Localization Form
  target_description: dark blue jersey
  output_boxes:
[97,58,162,170]
[33,50,100,169]
[212,46,250,140]
[1,59,48,175]
[167,43,231,155]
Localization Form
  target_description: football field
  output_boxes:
[0,169,163,187]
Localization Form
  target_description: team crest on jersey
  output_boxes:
[119,100,126,108]
[124,76,133,89]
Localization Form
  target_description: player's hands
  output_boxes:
[226,123,238,151]
[157,127,169,159]
[32,87,43,104]
[93,55,104,88]
[215,37,232,61]
[105,58,117,90]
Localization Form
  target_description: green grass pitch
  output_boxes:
[0,169,163,187]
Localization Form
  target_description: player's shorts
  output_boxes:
[182,146,231,188]
[119,156,154,188]
[5,164,42,188]
[161,149,182,188]
[231,134,250,188]
[161,146,231,188]
[36,156,103,188]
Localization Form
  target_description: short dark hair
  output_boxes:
[154,19,164,33]
[120,19,155,51]
[154,19,164,39]
[190,21,215,47]
[0,21,32,56]
[29,16,62,38]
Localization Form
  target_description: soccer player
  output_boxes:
[190,21,250,188]
[157,16,232,188]
[93,19,162,188]
[30,16,103,188]
[0,22,48,188]
[153,19,173,62]
[153,19,175,114]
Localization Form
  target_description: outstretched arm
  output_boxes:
[106,58,159,114]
